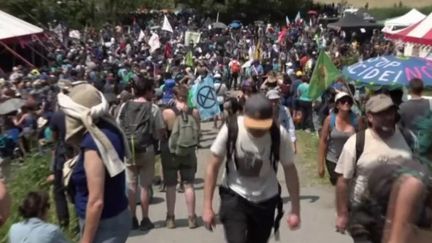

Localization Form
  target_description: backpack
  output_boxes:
[354,127,416,165]
[225,115,280,173]
[225,115,285,238]
[230,62,241,74]
[118,101,154,153]
[168,107,199,156]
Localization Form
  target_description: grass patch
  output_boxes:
[0,154,78,242]
[295,130,329,187]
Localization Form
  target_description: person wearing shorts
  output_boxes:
[117,77,165,231]
[161,85,200,229]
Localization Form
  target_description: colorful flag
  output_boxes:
[277,27,287,44]
[285,16,290,27]
[308,51,341,100]
[192,76,221,120]
[162,15,173,33]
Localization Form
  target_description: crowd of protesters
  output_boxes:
[0,4,431,243]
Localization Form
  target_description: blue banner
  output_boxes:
[192,75,221,120]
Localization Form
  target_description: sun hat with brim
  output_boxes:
[335,92,351,103]
[366,94,395,113]
[244,94,273,130]
[63,84,107,144]
[266,89,280,100]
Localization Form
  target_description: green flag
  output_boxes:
[308,51,341,100]
[185,51,194,68]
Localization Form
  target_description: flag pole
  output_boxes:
[216,12,219,23]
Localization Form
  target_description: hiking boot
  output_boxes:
[188,215,198,229]
[132,217,139,230]
[165,215,176,229]
[177,183,185,193]
[140,217,155,231]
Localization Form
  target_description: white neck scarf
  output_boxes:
[57,91,129,177]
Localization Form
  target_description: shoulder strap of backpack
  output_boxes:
[355,130,365,165]
[117,101,130,126]
[225,115,239,174]
[399,126,416,152]
[330,112,336,130]
[270,121,281,172]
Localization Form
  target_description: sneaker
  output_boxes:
[165,215,176,229]
[188,215,198,229]
[140,217,155,231]
[132,217,139,230]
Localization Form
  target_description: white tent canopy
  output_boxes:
[0,10,43,41]
[383,9,426,32]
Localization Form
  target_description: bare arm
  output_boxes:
[81,150,105,243]
[203,153,224,230]
[336,177,350,216]
[0,180,10,226]
[282,163,300,215]
[203,153,224,211]
[318,116,330,177]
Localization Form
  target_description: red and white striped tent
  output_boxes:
[385,13,432,46]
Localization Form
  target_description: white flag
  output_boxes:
[162,15,173,33]
[285,16,290,26]
[148,32,161,53]
[295,11,301,23]
[138,30,145,42]
[184,31,201,46]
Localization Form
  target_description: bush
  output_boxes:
[0,155,78,242]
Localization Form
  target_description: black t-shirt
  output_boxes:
[50,111,72,170]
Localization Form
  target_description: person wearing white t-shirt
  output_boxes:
[203,94,300,243]
[335,94,413,241]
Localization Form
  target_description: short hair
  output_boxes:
[133,76,154,97]
[19,191,50,219]
[173,85,188,99]
[409,78,424,95]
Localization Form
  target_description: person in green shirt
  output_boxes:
[296,79,314,132]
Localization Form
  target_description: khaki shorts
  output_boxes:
[160,142,197,186]
[126,150,155,187]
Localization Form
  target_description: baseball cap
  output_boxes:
[244,94,273,130]
[366,94,395,113]
[266,89,280,100]
[335,92,351,103]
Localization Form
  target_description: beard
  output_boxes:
[375,125,396,139]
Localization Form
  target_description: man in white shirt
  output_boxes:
[203,94,300,243]
[335,94,412,242]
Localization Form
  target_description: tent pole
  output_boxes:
[0,41,34,68]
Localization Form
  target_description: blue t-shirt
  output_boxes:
[71,121,128,219]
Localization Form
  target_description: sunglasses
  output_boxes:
[338,97,353,105]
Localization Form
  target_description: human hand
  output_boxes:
[202,207,216,232]
[318,165,325,178]
[287,213,301,230]
[336,214,349,234]
[46,174,55,184]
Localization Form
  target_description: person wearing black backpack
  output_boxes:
[117,76,165,231]
[335,94,414,243]
[203,93,301,243]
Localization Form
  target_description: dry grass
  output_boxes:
[315,0,432,8]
